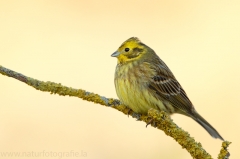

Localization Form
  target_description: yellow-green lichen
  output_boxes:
[218,141,231,159]
[146,109,213,159]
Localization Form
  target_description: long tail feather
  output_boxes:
[193,111,224,140]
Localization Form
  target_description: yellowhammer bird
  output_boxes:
[111,37,224,140]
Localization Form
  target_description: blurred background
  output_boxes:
[0,0,239,158]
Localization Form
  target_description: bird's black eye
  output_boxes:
[125,48,130,52]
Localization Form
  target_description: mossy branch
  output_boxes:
[0,65,231,159]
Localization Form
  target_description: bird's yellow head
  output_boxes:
[111,37,147,64]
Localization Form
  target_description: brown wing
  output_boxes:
[148,58,194,115]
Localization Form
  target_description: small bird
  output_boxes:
[111,37,224,140]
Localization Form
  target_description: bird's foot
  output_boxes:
[132,112,142,121]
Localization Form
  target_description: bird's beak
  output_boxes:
[111,51,120,57]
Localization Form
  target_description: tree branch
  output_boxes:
[0,65,231,159]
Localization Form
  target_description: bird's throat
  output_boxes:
[117,54,129,64]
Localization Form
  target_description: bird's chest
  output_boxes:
[114,62,154,113]
[114,64,142,98]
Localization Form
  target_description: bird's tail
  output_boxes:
[192,111,224,140]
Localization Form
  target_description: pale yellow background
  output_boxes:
[0,1,239,159]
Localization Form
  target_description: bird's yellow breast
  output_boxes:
[114,61,169,114]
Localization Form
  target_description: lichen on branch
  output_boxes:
[0,65,231,159]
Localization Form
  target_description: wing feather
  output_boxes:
[148,57,194,115]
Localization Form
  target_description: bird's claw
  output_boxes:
[126,108,132,117]
[146,116,157,127]
[146,117,153,127]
